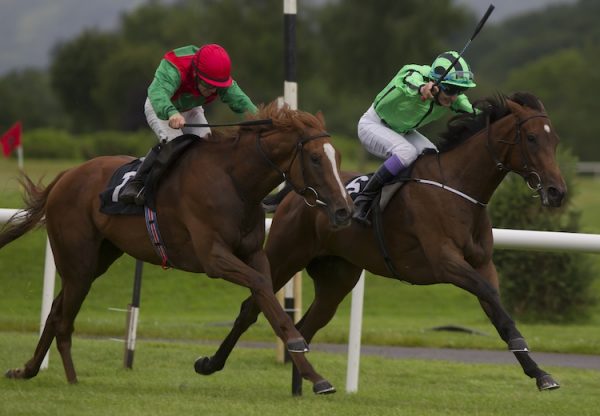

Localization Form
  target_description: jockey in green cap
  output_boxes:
[353,51,477,225]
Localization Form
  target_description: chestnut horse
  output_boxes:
[1,102,353,394]
[193,92,566,391]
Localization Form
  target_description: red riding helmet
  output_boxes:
[193,44,233,88]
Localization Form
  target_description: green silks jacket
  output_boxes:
[147,45,257,120]
[373,64,475,134]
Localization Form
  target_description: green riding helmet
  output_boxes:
[429,51,477,88]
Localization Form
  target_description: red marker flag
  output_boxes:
[1,121,22,157]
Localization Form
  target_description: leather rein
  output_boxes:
[256,128,331,207]
[416,112,550,207]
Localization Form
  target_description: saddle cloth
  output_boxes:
[345,168,412,212]
[99,160,144,215]
[99,134,198,215]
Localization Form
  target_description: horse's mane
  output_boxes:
[207,100,325,143]
[437,91,544,152]
[247,101,325,132]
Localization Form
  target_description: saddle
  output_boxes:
[345,165,414,212]
[99,134,198,215]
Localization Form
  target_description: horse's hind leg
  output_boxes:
[194,295,262,375]
[52,239,123,383]
[6,238,122,383]
[5,290,65,380]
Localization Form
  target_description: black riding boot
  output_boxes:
[352,163,396,226]
[119,146,160,206]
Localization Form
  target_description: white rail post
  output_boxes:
[346,270,365,393]
[40,237,56,369]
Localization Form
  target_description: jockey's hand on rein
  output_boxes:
[168,113,186,129]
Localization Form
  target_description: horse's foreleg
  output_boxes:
[476,295,560,391]
[297,257,362,343]
[453,260,560,391]
[203,246,335,394]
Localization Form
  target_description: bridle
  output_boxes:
[417,109,551,207]
[256,129,331,207]
[485,112,550,193]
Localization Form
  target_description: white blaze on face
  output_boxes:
[323,143,348,198]
[544,124,551,134]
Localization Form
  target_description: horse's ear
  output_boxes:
[316,111,326,128]
[537,99,547,114]
[506,99,523,117]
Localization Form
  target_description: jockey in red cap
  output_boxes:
[119,44,257,205]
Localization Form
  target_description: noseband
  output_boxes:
[486,113,549,193]
[256,130,331,207]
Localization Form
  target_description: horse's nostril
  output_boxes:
[547,187,565,206]
[335,208,351,224]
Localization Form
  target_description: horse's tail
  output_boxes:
[0,171,66,249]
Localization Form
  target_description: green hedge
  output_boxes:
[489,147,597,323]
[21,128,155,160]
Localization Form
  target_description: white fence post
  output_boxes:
[346,270,365,393]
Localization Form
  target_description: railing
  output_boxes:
[4,207,600,391]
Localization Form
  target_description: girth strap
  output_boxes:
[144,206,171,269]
[371,194,407,282]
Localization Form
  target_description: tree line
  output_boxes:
[1,0,597,159]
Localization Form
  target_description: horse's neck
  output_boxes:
[227,132,294,204]
[429,121,515,204]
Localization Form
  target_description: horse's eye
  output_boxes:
[310,153,321,164]
[527,134,537,143]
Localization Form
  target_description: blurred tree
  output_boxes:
[49,30,118,132]
[93,42,161,130]
[470,0,600,85]
[503,46,600,161]
[0,69,66,130]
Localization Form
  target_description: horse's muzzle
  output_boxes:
[333,207,352,229]
[542,186,566,207]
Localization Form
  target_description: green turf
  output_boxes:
[1,332,599,416]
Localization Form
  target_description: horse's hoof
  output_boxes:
[537,374,560,391]
[508,337,529,352]
[5,368,24,379]
[313,379,336,395]
[287,338,309,353]
[5,368,18,379]
[194,356,218,375]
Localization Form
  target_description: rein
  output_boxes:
[255,129,331,207]
[411,111,549,207]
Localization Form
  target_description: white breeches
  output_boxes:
[144,98,211,143]
[357,105,437,165]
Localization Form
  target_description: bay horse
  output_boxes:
[1,101,353,394]
[193,92,566,391]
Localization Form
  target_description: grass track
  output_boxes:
[1,332,599,416]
